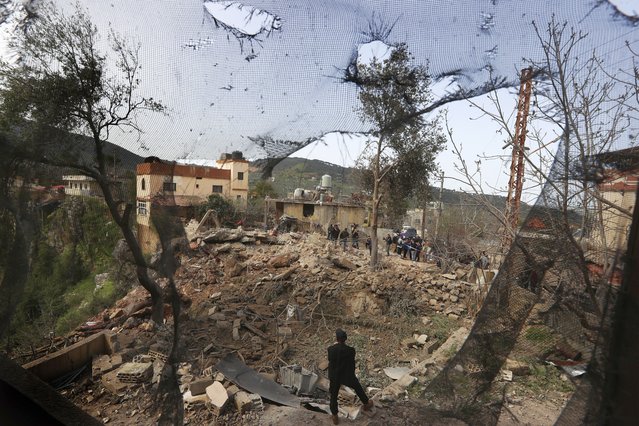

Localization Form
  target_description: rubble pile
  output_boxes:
[48,229,512,424]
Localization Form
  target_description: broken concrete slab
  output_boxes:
[383,367,411,380]
[430,327,469,365]
[206,381,229,415]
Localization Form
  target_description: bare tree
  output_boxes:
[425,18,636,424]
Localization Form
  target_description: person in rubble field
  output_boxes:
[384,233,392,256]
[339,227,349,251]
[328,329,373,424]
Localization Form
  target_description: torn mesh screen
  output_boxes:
[10,0,639,424]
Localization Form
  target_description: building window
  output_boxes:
[212,185,223,193]
[141,178,146,190]
[237,172,244,181]
[303,204,314,217]
[137,202,148,215]
[163,182,176,192]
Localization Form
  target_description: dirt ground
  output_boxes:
[40,229,572,425]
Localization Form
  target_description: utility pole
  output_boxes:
[502,67,533,252]
[435,171,444,239]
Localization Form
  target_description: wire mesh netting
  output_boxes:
[0,1,638,425]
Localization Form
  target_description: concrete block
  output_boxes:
[190,379,215,396]
[183,390,209,404]
[205,381,228,415]
[234,391,262,413]
[116,362,153,384]
[226,384,240,397]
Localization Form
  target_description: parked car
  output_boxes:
[400,226,418,240]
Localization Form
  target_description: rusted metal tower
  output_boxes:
[502,67,534,251]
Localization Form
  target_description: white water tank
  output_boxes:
[321,174,332,189]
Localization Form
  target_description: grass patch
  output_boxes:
[523,363,575,394]
[428,314,459,345]
[525,326,554,343]
[55,277,119,335]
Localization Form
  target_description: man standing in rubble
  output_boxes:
[328,328,373,424]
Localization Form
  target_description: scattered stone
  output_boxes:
[210,292,222,300]
[500,369,513,382]
[331,257,357,270]
[414,334,428,345]
[401,337,418,348]
[267,252,300,268]
[318,360,329,370]
[277,326,292,337]
[505,359,531,376]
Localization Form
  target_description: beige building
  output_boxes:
[270,199,368,232]
[63,175,102,197]
[594,150,638,251]
[136,154,249,252]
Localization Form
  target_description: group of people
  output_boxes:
[383,232,432,262]
[327,223,372,253]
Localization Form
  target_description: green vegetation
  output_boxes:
[525,325,554,343]
[524,363,575,394]
[8,197,126,350]
[428,314,459,345]
[197,194,239,226]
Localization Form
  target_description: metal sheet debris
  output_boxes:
[215,353,300,407]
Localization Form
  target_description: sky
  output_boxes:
[0,0,637,203]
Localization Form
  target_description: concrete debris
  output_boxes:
[331,257,357,270]
[267,252,300,268]
[116,362,153,384]
[189,379,214,396]
[500,369,513,382]
[234,391,263,414]
[279,365,319,395]
[383,367,411,380]
[52,229,514,425]
[414,334,428,345]
[205,381,229,415]
[183,390,209,404]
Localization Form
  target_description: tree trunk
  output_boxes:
[98,178,164,324]
[0,208,30,342]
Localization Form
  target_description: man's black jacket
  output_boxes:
[328,342,357,382]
